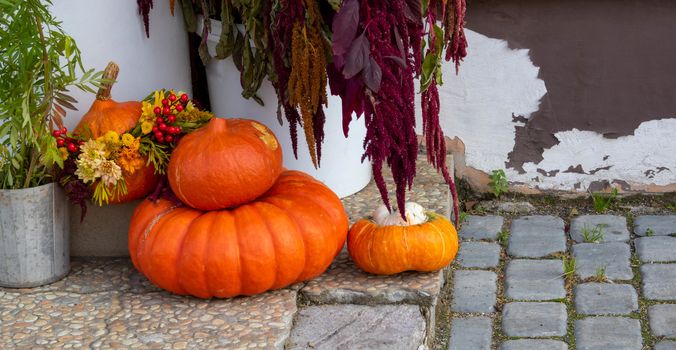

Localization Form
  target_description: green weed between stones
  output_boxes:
[629,250,657,349]
[488,170,509,198]
[431,266,455,350]
[667,202,676,212]
[590,187,618,213]
[593,266,607,282]
[458,211,468,225]
[561,250,580,349]
[581,224,606,243]
[563,257,577,281]
[497,230,510,247]
[491,244,510,349]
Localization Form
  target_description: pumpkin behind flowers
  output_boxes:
[128,171,348,298]
[348,202,459,275]
[75,62,159,203]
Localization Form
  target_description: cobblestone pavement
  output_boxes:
[449,213,676,350]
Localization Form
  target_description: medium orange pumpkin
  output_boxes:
[74,62,159,203]
[168,118,283,210]
[128,171,348,298]
[75,62,143,138]
[347,205,459,275]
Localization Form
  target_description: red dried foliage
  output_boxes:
[364,1,419,219]
[331,0,466,225]
[57,158,92,222]
[444,0,468,71]
[137,0,154,38]
[330,0,421,219]
[421,0,463,225]
[270,0,302,158]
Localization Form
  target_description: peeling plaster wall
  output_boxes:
[521,119,676,190]
[427,26,676,192]
[417,29,547,182]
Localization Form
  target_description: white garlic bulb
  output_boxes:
[372,202,428,226]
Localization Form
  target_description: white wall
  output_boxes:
[50,0,192,130]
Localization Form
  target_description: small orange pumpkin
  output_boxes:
[347,203,459,275]
[75,62,159,203]
[75,62,143,138]
[128,171,348,298]
[168,118,283,210]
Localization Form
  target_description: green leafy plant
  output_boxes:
[667,203,676,212]
[488,169,509,198]
[0,0,103,189]
[593,266,607,282]
[459,211,468,225]
[591,187,618,213]
[645,228,655,237]
[563,256,577,280]
[581,224,605,243]
[497,229,510,247]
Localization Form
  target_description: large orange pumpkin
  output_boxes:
[347,206,459,275]
[75,62,159,203]
[128,171,348,298]
[168,118,283,210]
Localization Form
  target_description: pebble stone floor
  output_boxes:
[450,214,676,350]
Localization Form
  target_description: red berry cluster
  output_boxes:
[151,93,189,144]
[52,127,82,154]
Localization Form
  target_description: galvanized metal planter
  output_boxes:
[0,183,70,288]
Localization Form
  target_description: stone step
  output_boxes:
[287,305,426,350]
[301,249,446,306]
[0,259,298,349]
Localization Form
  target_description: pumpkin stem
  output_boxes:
[96,62,120,100]
[207,117,227,132]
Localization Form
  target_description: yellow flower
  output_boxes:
[141,101,156,119]
[104,131,120,144]
[153,90,166,108]
[121,133,135,147]
[140,90,166,125]
[179,109,214,122]
[117,147,144,174]
[128,137,140,152]
[141,121,154,135]
[117,156,144,175]
[185,100,195,112]
[58,147,69,160]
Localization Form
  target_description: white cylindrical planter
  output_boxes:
[0,183,70,288]
[50,0,193,130]
[200,21,371,198]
